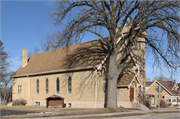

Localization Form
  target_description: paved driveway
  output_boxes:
[0,109,38,116]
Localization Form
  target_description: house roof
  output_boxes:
[157,80,179,96]
[146,81,153,87]
[12,38,109,77]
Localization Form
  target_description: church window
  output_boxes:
[68,76,72,94]
[46,78,48,94]
[56,77,60,94]
[37,79,39,94]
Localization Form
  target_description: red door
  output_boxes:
[130,87,134,101]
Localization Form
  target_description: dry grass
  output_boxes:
[0,105,96,112]
[0,106,130,118]
[2,112,145,119]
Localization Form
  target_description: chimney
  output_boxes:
[148,78,150,82]
[22,48,28,67]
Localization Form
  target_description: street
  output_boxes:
[102,113,180,119]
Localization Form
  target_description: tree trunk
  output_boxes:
[107,51,119,109]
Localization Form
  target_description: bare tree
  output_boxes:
[50,1,180,108]
[0,77,13,105]
[40,33,54,51]
[28,46,40,58]
[0,40,14,104]
[153,74,174,82]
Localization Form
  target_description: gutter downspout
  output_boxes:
[94,70,98,108]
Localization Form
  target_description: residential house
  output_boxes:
[145,80,180,107]
[11,25,146,108]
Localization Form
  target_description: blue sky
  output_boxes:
[1,1,179,83]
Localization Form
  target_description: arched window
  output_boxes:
[37,79,39,94]
[68,76,72,94]
[46,78,48,94]
[56,77,60,94]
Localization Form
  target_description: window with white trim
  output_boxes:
[172,97,176,102]
[18,85,22,94]
[166,97,168,102]
[166,96,171,102]
[155,86,158,92]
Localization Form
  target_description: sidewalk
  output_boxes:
[23,108,179,119]
[24,108,180,119]
[23,110,147,119]
[150,106,180,112]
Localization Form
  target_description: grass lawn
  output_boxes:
[0,105,130,118]
[0,105,101,112]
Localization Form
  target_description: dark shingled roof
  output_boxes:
[157,80,179,96]
[146,82,153,87]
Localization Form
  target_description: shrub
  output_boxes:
[12,100,18,106]
[167,102,172,106]
[138,96,150,108]
[19,99,27,105]
[145,100,150,108]
[12,99,27,106]
[173,104,178,106]
[160,99,167,107]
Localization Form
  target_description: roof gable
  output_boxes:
[117,73,142,88]
[117,74,135,86]
[146,80,179,96]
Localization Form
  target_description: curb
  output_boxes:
[1,110,179,119]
